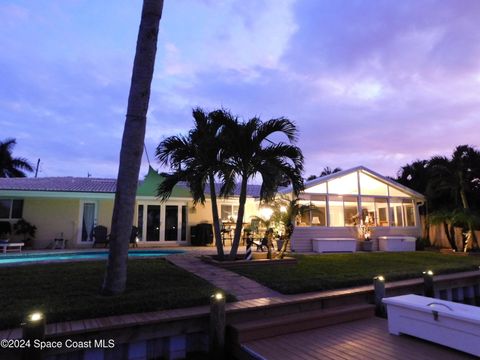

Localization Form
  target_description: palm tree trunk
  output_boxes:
[102,0,164,295]
[229,175,248,259]
[459,187,478,250]
[209,174,224,259]
[443,221,457,251]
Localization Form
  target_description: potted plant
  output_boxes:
[13,219,36,248]
[359,215,374,252]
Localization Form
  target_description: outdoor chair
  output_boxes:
[253,237,268,252]
[130,226,139,248]
[92,225,109,248]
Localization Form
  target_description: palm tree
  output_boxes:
[319,166,342,177]
[427,145,480,251]
[396,160,430,241]
[102,0,164,295]
[218,111,304,259]
[306,167,341,181]
[0,138,33,177]
[156,108,232,259]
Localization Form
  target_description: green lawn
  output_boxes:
[0,259,220,330]
[231,252,480,294]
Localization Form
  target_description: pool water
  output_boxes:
[0,250,184,265]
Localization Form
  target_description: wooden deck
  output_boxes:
[243,317,477,360]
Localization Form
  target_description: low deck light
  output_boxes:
[29,312,43,322]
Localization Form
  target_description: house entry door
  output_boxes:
[81,202,96,242]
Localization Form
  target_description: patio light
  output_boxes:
[260,207,274,220]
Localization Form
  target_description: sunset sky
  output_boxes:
[1,0,480,180]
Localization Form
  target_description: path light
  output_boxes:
[423,270,435,298]
[210,292,226,359]
[29,312,43,322]
[374,275,386,318]
[22,311,46,360]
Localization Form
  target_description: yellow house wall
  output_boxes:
[187,198,260,225]
[21,198,80,249]
[97,199,114,230]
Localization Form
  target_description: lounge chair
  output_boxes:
[92,225,109,248]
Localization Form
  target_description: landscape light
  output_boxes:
[376,275,385,282]
[423,270,434,276]
[214,292,223,301]
[29,312,43,322]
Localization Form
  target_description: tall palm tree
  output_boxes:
[102,0,164,295]
[0,138,33,177]
[428,145,480,251]
[219,112,304,259]
[156,108,232,259]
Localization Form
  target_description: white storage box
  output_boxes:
[383,294,480,356]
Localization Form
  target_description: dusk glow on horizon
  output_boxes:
[1,0,480,179]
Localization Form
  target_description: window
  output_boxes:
[328,195,358,227]
[221,204,239,222]
[403,200,415,226]
[327,172,358,195]
[298,197,327,226]
[375,198,389,227]
[0,199,23,219]
[361,197,376,226]
[359,172,388,196]
[343,196,358,226]
[389,199,404,227]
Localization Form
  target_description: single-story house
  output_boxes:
[0,167,261,248]
[0,166,424,251]
[281,166,425,252]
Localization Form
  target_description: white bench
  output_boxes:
[0,242,25,254]
[312,238,357,253]
[383,294,480,356]
[378,236,416,251]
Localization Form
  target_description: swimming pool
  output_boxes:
[0,250,184,266]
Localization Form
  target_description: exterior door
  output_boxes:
[81,202,97,242]
[146,205,160,241]
[165,205,178,241]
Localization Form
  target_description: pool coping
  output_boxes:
[0,249,184,267]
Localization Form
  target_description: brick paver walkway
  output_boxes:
[168,253,282,301]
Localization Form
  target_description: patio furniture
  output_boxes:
[253,237,268,252]
[378,236,416,251]
[312,238,357,253]
[383,294,480,356]
[92,225,109,248]
[1,242,25,254]
[221,223,233,246]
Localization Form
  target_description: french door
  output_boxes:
[79,201,97,243]
[136,202,187,243]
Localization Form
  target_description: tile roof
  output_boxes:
[206,183,262,198]
[0,177,262,197]
[0,177,117,193]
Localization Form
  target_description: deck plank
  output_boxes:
[244,317,476,360]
